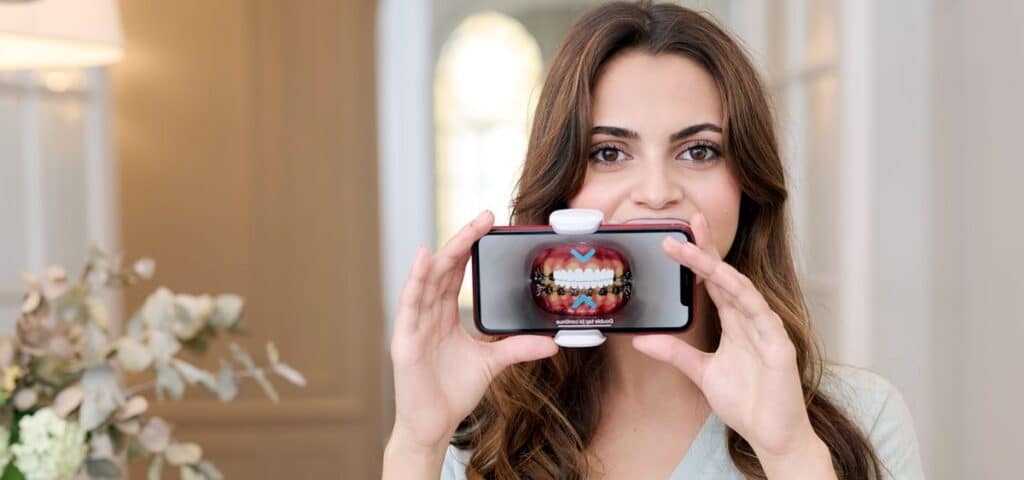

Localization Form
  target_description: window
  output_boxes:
[433,11,543,309]
[0,68,115,333]
[696,0,843,350]
[765,0,842,351]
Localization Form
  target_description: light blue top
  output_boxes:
[440,365,924,479]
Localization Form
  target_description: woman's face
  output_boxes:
[569,51,742,257]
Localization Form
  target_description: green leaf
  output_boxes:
[141,287,176,329]
[154,362,184,402]
[179,466,204,480]
[81,365,125,431]
[116,337,154,373]
[81,322,110,367]
[251,368,279,403]
[126,310,146,339]
[179,326,214,355]
[164,442,202,466]
[147,454,163,480]
[271,362,307,387]
[171,295,210,340]
[227,343,254,370]
[209,295,244,329]
[265,341,279,365]
[90,430,115,458]
[227,321,247,335]
[85,458,122,479]
[215,360,236,402]
[147,330,181,363]
[109,426,126,455]
[195,461,223,480]
[0,463,26,480]
[126,437,148,461]
[139,417,171,453]
[170,359,217,392]
[85,296,110,329]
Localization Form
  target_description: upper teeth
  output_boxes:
[552,268,614,289]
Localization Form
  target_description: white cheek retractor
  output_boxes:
[549,208,608,348]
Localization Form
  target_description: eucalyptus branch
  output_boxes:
[123,364,274,396]
[1,250,301,480]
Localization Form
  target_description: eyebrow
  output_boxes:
[591,123,723,142]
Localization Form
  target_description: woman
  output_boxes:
[383,1,923,479]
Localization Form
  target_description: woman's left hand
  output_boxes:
[631,212,835,478]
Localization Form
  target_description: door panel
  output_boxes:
[114,1,383,477]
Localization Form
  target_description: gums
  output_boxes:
[529,243,632,315]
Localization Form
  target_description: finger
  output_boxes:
[423,211,490,314]
[689,212,722,283]
[432,230,480,328]
[687,242,775,335]
[661,236,740,309]
[692,212,720,252]
[662,236,761,316]
[419,255,442,315]
[663,236,786,346]
[430,210,494,287]
[433,251,468,318]
[439,248,472,300]
[715,302,760,352]
[395,246,432,335]
[661,237,758,349]
[631,334,710,386]
[751,311,791,350]
[485,335,559,371]
[671,213,786,349]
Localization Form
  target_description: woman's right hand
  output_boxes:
[387,209,560,456]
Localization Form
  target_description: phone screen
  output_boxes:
[471,226,695,334]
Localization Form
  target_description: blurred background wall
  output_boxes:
[930,2,1024,477]
[113,0,383,477]
[0,0,1020,478]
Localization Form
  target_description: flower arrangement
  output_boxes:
[0,248,306,480]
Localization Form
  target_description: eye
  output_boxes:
[679,141,721,164]
[588,144,629,166]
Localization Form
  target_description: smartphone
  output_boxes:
[470,223,696,335]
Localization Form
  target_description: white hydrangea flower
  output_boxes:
[0,426,12,471]
[11,408,88,480]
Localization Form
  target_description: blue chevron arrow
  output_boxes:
[571,295,597,310]
[570,247,595,263]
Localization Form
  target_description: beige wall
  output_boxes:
[931,1,1024,478]
[113,0,383,477]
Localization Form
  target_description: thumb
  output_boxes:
[485,335,559,370]
[632,334,709,386]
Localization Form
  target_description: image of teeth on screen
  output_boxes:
[475,230,692,332]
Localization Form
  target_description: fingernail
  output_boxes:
[472,209,491,224]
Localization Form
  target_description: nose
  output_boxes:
[630,161,683,210]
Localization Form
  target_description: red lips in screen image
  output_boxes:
[529,243,632,315]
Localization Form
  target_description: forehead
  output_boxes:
[591,51,722,133]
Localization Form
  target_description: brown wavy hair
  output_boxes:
[451,1,885,478]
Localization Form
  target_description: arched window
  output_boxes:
[434,11,543,309]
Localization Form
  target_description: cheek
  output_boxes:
[567,172,627,216]
[693,173,742,255]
